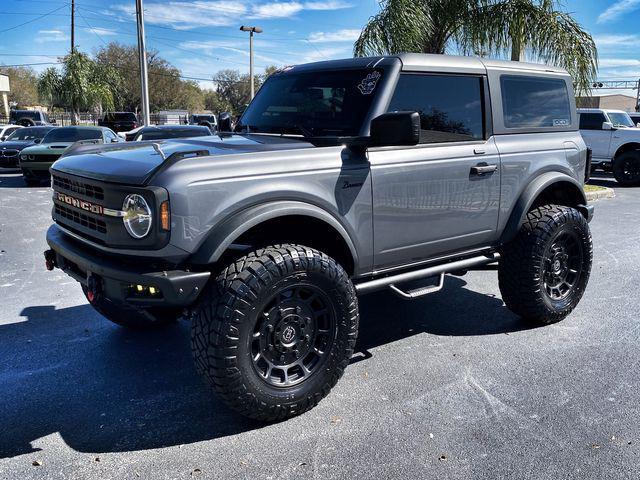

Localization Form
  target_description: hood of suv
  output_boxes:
[51,134,313,185]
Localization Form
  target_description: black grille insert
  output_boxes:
[55,204,107,234]
[52,174,105,200]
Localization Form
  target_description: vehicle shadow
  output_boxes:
[0,171,42,188]
[0,276,529,458]
[587,172,618,189]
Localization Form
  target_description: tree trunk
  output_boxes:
[511,35,525,62]
[71,108,80,125]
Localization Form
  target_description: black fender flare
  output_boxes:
[190,200,359,268]
[500,172,588,245]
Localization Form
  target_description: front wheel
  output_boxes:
[498,205,592,325]
[191,244,359,421]
[612,151,640,187]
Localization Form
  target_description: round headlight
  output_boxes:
[20,154,27,160]
[28,154,35,160]
[122,194,152,239]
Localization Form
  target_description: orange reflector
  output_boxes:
[160,201,170,231]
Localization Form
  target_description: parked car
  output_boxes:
[98,112,138,133]
[578,108,640,185]
[188,113,217,131]
[9,109,54,126]
[0,126,54,168]
[629,112,640,127]
[131,124,212,141]
[45,54,593,422]
[19,126,120,185]
[0,124,22,142]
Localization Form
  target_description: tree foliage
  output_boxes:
[354,0,597,94]
[0,66,40,107]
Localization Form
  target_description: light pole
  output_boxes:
[240,25,262,99]
[136,0,151,126]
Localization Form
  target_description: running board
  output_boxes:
[355,253,499,295]
[389,273,445,299]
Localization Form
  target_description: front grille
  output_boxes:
[52,174,104,200]
[0,149,18,157]
[33,154,60,162]
[55,204,107,234]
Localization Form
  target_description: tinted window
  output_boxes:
[238,69,383,136]
[43,128,102,143]
[105,112,137,122]
[630,114,640,124]
[501,76,571,128]
[387,74,485,143]
[6,127,51,141]
[137,127,210,141]
[579,112,607,130]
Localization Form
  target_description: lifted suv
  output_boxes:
[44,54,594,421]
[578,108,640,186]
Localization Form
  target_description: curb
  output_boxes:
[585,187,615,202]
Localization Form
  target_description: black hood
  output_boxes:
[51,134,312,185]
[0,140,34,151]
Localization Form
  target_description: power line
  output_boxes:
[0,3,69,34]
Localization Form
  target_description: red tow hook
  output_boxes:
[44,250,56,271]
[86,275,102,304]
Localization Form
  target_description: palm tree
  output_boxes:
[354,0,597,94]
[37,51,119,124]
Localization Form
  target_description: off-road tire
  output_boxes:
[498,205,592,325]
[191,244,359,422]
[612,151,640,187]
[82,285,180,328]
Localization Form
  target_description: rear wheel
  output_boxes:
[612,151,640,186]
[82,285,180,328]
[498,205,592,325]
[191,244,358,421]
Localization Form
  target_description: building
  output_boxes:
[576,94,638,112]
[0,74,9,118]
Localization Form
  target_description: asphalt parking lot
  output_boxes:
[0,170,639,479]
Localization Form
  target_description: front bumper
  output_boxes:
[45,225,209,307]
[21,161,55,178]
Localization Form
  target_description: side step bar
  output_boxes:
[355,253,499,295]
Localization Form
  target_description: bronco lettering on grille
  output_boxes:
[55,192,104,215]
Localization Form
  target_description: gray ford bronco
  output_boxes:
[44,54,594,421]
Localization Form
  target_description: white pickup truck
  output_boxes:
[578,108,640,186]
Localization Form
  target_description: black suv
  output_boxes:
[9,110,53,127]
[98,112,138,133]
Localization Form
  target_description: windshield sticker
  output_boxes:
[357,71,381,95]
[553,119,570,126]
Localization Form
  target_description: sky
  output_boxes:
[0,0,639,97]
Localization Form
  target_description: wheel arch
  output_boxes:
[500,172,588,245]
[190,201,359,275]
[613,142,640,160]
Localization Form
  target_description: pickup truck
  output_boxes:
[44,54,593,421]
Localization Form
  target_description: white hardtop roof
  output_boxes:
[577,108,630,114]
[397,53,568,75]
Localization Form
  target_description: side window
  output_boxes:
[501,75,571,128]
[104,130,117,142]
[386,73,485,144]
[579,113,606,130]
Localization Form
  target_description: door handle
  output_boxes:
[470,163,498,176]
[473,148,486,155]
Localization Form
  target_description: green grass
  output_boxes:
[584,184,608,193]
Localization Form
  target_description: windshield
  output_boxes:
[43,128,102,143]
[192,115,215,122]
[607,112,635,128]
[6,127,51,141]
[237,69,384,137]
[136,128,210,141]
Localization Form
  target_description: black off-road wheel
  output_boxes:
[498,205,592,325]
[612,151,640,187]
[191,244,359,422]
[82,285,180,328]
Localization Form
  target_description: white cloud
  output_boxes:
[35,29,69,43]
[83,27,118,36]
[597,0,640,24]
[594,34,640,48]
[114,1,352,28]
[301,46,351,63]
[307,28,360,43]
[599,58,640,68]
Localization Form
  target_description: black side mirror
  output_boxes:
[34,138,42,144]
[369,111,420,147]
[219,112,233,132]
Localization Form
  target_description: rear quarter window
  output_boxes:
[501,76,571,129]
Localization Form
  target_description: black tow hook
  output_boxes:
[44,249,57,271]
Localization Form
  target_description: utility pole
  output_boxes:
[70,0,75,53]
[240,25,263,99]
[135,0,151,126]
